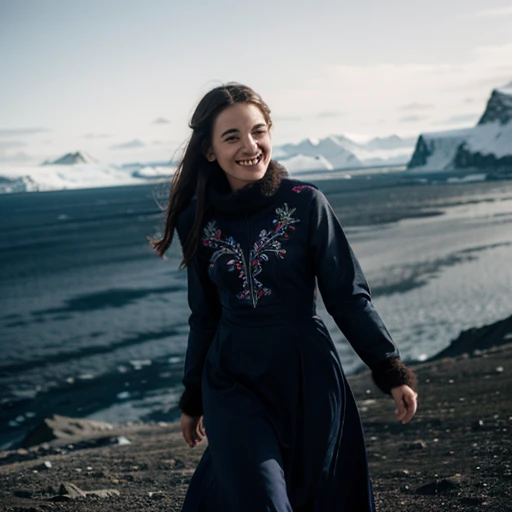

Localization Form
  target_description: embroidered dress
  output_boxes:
[175,163,416,511]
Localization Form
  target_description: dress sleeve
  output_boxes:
[307,187,417,395]
[176,214,222,416]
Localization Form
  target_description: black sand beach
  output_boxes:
[1,315,511,512]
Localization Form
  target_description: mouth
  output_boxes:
[236,153,263,167]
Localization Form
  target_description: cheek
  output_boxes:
[262,138,272,156]
[216,146,236,164]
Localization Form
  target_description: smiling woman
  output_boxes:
[148,82,418,511]
[205,104,272,191]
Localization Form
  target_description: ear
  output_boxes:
[205,147,216,162]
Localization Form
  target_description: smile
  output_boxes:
[237,153,263,166]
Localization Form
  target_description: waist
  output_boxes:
[220,302,318,327]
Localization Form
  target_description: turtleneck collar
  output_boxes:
[206,161,289,214]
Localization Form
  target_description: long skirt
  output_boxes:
[181,314,376,511]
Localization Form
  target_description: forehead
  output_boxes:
[213,103,266,134]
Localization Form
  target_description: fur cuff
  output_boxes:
[178,387,203,417]
[371,357,418,395]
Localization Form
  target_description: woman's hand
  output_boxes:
[180,413,207,447]
[391,384,418,424]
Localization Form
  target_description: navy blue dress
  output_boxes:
[175,164,409,511]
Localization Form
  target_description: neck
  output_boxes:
[206,160,289,214]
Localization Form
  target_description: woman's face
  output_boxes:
[207,103,272,192]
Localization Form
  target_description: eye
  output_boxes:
[224,136,238,142]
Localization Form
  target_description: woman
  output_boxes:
[150,83,418,511]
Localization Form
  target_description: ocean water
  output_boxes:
[1,174,512,449]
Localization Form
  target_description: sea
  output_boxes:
[1,169,512,449]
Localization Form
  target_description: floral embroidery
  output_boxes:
[292,184,317,193]
[202,203,300,308]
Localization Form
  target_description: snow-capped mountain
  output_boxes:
[277,154,334,173]
[275,134,416,173]
[408,83,512,171]
[0,150,174,193]
[406,128,473,171]
[276,136,362,170]
[42,151,98,165]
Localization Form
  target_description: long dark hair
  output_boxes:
[148,82,274,268]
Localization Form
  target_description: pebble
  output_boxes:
[472,419,485,431]
[148,491,166,500]
[401,440,427,451]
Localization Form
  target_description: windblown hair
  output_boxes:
[148,82,274,268]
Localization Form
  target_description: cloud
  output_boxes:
[398,102,434,111]
[269,42,512,137]
[109,139,146,150]
[84,133,112,139]
[315,111,344,118]
[0,151,33,163]
[0,141,26,150]
[151,117,171,124]
[0,128,50,137]
[473,74,512,88]
[399,115,428,123]
[436,113,480,125]
[469,6,512,18]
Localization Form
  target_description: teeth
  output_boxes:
[238,154,261,166]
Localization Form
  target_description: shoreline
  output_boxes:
[2,313,511,452]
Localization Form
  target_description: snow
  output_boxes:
[131,166,174,178]
[277,154,334,173]
[276,134,415,169]
[408,84,512,170]
[464,121,512,158]
[409,129,472,172]
[0,162,174,193]
[43,151,98,165]
[446,173,487,183]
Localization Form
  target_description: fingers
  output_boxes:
[395,392,418,424]
[196,417,206,438]
[180,415,204,448]
[183,428,201,448]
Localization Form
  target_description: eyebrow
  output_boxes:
[221,123,267,138]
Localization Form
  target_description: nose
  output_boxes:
[242,134,258,154]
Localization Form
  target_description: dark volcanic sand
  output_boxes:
[1,341,511,512]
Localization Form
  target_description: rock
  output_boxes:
[400,440,427,451]
[85,489,120,498]
[415,475,462,495]
[59,482,87,498]
[471,419,485,431]
[49,482,119,501]
[148,491,166,500]
[22,415,114,448]
[428,315,512,361]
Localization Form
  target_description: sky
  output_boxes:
[1,0,511,167]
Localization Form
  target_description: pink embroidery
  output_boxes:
[292,184,316,193]
[202,203,300,308]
